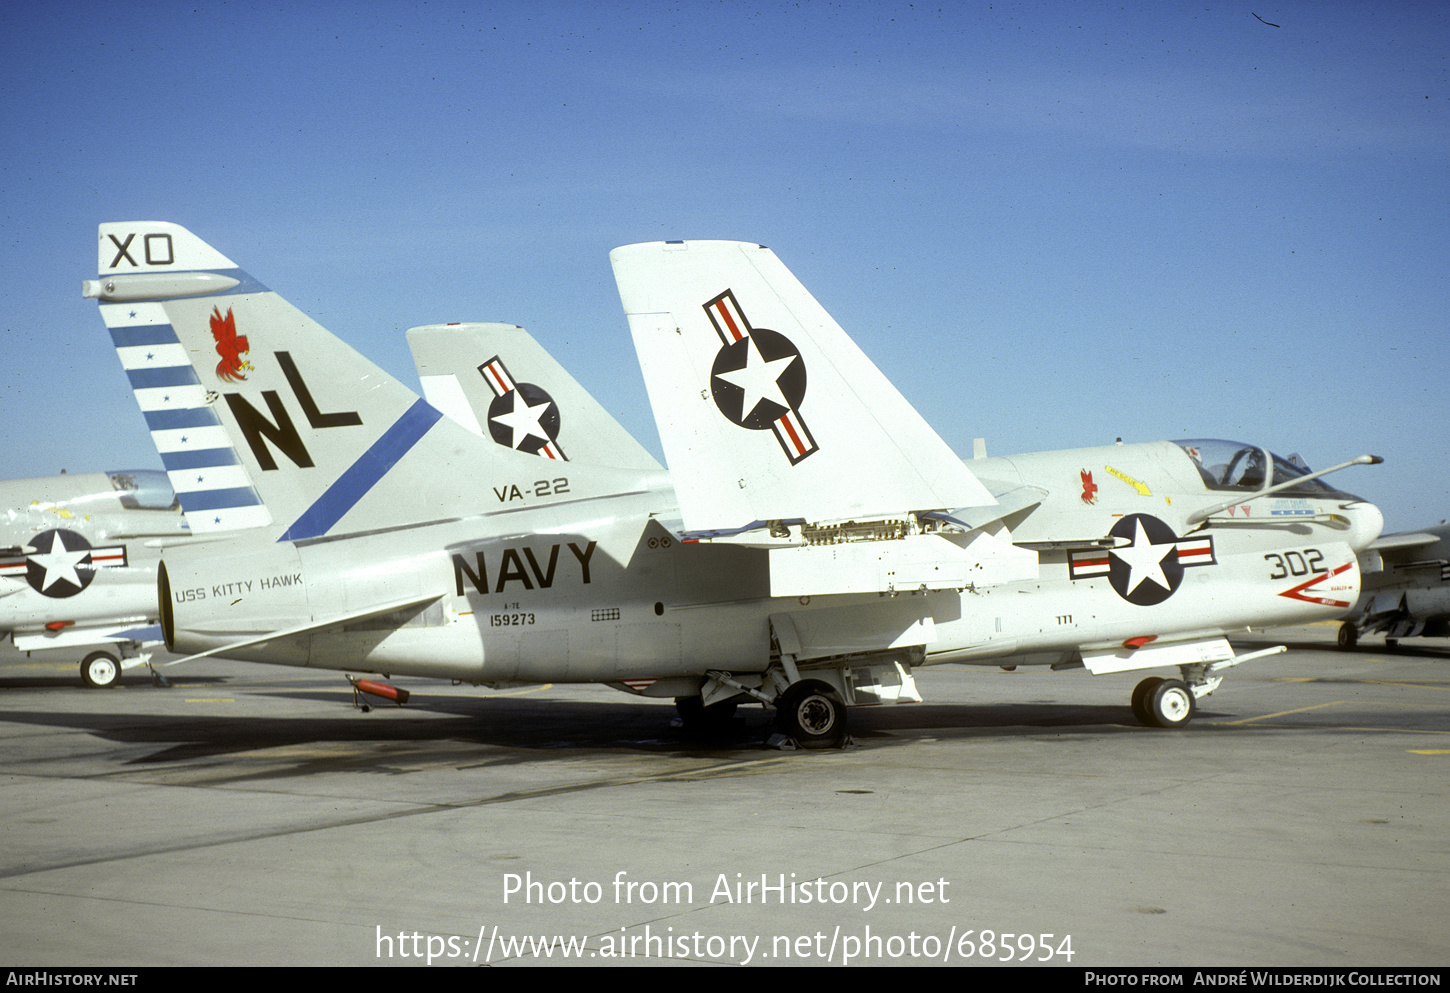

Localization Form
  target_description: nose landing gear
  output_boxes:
[1130,676,1196,728]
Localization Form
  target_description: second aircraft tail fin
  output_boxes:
[406,322,662,472]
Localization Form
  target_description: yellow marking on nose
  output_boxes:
[1105,465,1151,496]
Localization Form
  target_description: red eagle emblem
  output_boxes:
[1080,469,1099,505]
[211,307,252,382]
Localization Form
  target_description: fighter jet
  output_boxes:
[84,223,1383,746]
[612,240,1385,738]
[1337,523,1450,650]
[0,470,184,686]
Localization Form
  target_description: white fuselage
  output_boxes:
[159,442,1380,684]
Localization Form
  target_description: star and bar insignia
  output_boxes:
[478,356,567,460]
[703,290,817,465]
[1067,514,1215,606]
[0,529,128,599]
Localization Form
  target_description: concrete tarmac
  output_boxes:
[1,626,1446,967]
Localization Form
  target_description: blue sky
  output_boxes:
[1,1,1445,530]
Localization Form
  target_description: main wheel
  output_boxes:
[81,651,121,689]
[775,681,847,748]
[1130,676,1164,726]
[1337,623,1358,650]
[1385,638,1399,651]
[1145,678,1195,728]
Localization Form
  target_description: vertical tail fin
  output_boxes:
[609,240,995,532]
[85,223,479,540]
[87,225,275,533]
[406,323,662,471]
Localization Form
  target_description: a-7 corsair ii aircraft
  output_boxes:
[85,223,1383,746]
[1,469,186,686]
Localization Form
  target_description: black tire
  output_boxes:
[1130,677,1164,726]
[1385,638,1399,651]
[775,681,847,748]
[1145,678,1195,728]
[81,651,121,689]
[1337,623,1358,650]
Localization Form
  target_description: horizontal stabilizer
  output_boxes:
[611,241,996,531]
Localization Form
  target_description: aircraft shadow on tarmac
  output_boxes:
[0,674,232,691]
[0,687,1238,769]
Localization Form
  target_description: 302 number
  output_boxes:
[1265,548,1324,579]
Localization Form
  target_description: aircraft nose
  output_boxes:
[1340,497,1384,552]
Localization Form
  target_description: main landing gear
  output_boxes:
[673,685,851,747]
[1130,676,1196,728]
[1337,622,1359,650]
[676,680,851,748]
[773,680,848,749]
[688,655,915,750]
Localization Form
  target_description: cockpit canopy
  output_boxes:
[107,470,180,511]
[1174,440,1354,499]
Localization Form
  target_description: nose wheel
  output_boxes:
[1131,676,1195,728]
[81,651,121,689]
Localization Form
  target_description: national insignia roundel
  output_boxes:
[1106,513,1184,606]
[487,383,563,456]
[701,290,818,464]
[20,529,99,599]
[478,356,567,461]
[710,327,807,429]
[1066,515,1216,606]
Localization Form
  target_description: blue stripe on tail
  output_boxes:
[279,399,444,542]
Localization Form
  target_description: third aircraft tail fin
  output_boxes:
[609,240,995,533]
